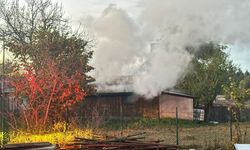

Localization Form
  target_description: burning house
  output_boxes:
[78,90,194,120]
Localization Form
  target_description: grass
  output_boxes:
[100,125,227,149]
[1,119,250,149]
[98,119,250,149]
[102,118,209,130]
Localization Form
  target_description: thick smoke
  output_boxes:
[88,0,250,98]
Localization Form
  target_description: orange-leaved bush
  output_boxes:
[10,60,86,132]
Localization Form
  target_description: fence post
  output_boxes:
[230,109,233,142]
[176,107,179,146]
[120,97,123,137]
[0,95,3,147]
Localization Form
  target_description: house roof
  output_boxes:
[87,91,133,97]
[213,99,236,107]
[214,99,250,109]
[87,90,193,98]
[214,95,250,109]
[162,90,194,98]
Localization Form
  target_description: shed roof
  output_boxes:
[214,98,250,109]
[87,92,133,97]
[87,90,193,99]
[213,99,236,107]
[162,90,194,98]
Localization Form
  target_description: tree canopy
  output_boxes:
[0,0,95,131]
[177,42,239,121]
[0,0,95,93]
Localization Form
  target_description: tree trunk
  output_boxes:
[204,104,213,122]
[43,81,57,125]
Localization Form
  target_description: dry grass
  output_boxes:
[1,120,250,149]
[97,122,250,149]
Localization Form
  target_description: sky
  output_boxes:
[51,0,250,72]
[53,0,142,21]
[0,0,248,95]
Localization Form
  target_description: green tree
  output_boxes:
[177,42,238,121]
[235,69,245,86]
[245,70,250,76]
[240,75,250,89]
[224,78,250,111]
[8,28,95,93]
[223,78,250,142]
[0,0,66,44]
[0,0,95,93]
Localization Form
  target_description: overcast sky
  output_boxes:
[53,0,142,21]
[52,0,250,72]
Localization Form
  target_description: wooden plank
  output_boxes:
[5,142,51,148]
[4,142,56,150]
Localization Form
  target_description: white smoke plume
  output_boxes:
[87,0,250,98]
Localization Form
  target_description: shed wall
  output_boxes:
[78,93,194,120]
[78,95,159,119]
[159,94,193,120]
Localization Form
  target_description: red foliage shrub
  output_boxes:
[10,60,86,131]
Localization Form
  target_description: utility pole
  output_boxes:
[176,107,179,146]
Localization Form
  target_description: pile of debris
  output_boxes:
[61,132,178,150]
[2,132,178,150]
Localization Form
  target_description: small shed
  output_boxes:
[159,91,193,120]
[210,97,250,122]
[210,98,235,122]
[78,90,194,120]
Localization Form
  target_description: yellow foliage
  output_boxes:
[8,129,93,145]
[0,132,2,142]
[52,121,67,132]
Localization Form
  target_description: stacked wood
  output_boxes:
[60,132,179,150]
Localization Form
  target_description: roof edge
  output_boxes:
[162,91,194,98]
